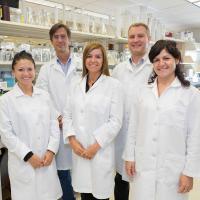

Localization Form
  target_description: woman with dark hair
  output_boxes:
[63,42,123,200]
[0,51,62,200]
[123,40,200,200]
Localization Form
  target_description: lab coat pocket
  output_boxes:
[161,105,186,129]
[8,154,34,183]
[163,154,185,187]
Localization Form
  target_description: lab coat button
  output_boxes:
[153,137,157,142]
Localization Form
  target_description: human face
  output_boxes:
[85,48,103,75]
[12,59,35,88]
[128,26,150,56]
[51,27,70,55]
[153,49,179,81]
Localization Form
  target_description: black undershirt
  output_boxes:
[85,74,102,93]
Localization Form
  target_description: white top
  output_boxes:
[123,78,200,200]
[63,75,123,199]
[0,84,62,200]
[36,56,82,170]
[112,56,152,177]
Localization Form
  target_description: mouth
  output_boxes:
[157,67,168,72]
[22,78,32,80]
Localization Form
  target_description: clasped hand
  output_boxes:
[69,136,100,160]
[28,150,54,169]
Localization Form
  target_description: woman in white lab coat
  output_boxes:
[123,40,200,200]
[0,51,62,200]
[63,42,123,200]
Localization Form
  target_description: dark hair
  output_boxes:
[12,50,35,70]
[49,23,71,41]
[82,42,110,77]
[148,39,190,87]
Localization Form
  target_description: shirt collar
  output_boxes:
[129,53,150,66]
[13,83,42,97]
[56,55,72,66]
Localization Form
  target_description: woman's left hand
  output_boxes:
[178,174,193,193]
[43,150,55,166]
[82,142,100,159]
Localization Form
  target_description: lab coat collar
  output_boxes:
[148,77,182,98]
[13,83,42,97]
[127,54,151,73]
[148,77,181,88]
[80,74,105,93]
[51,55,79,76]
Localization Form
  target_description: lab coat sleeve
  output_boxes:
[36,64,61,118]
[122,89,139,162]
[111,63,120,78]
[182,91,200,178]
[93,82,123,148]
[47,99,60,154]
[63,90,76,144]
[35,64,49,92]
[0,98,31,160]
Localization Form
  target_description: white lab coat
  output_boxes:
[112,57,152,178]
[63,75,123,199]
[0,84,62,200]
[123,78,200,200]
[0,141,3,200]
[36,57,82,170]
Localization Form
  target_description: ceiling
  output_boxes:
[49,0,200,31]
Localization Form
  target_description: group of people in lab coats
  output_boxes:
[0,21,200,200]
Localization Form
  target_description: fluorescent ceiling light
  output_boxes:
[25,0,63,9]
[187,0,200,2]
[194,1,200,5]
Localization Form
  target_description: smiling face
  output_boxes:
[12,59,35,88]
[128,25,150,57]
[85,48,103,75]
[51,27,70,55]
[153,49,179,81]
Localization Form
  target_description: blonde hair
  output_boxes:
[128,22,150,37]
[82,42,110,77]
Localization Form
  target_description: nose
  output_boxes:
[158,59,166,66]
[133,36,139,42]
[23,69,30,75]
[91,56,96,62]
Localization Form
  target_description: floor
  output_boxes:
[76,179,200,200]
[189,179,200,200]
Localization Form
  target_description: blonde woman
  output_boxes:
[63,42,123,200]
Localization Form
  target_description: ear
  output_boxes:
[175,59,180,65]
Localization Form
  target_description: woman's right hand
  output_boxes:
[125,161,136,177]
[68,136,85,156]
[28,154,44,169]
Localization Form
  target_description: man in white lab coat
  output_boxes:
[36,23,81,200]
[112,23,153,200]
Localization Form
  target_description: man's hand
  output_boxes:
[57,115,63,130]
